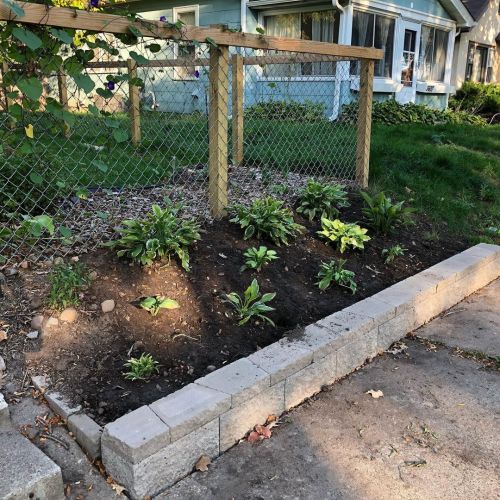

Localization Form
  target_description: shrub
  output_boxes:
[449,81,500,118]
[245,100,327,122]
[318,218,370,253]
[229,197,304,246]
[123,353,159,381]
[139,296,179,316]
[317,259,357,294]
[223,279,276,326]
[382,245,406,264]
[241,246,278,272]
[48,262,90,310]
[360,191,413,234]
[105,204,201,269]
[297,180,350,222]
[341,99,486,126]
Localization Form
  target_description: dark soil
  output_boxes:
[0,195,467,424]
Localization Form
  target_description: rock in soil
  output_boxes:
[45,317,59,329]
[26,331,39,340]
[60,308,78,323]
[4,268,17,276]
[0,355,5,371]
[31,315,44,330]
[0,330,7,342]
[31,297,44,309]
[53,257,64,266]
[101,299,115,313]
[20,260,29,269]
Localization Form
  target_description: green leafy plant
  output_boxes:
[449,81,500,119]
[139,296,179,316]
[241,246,278,272]
[318,218,370,253]
[230,197,304,246]
[48,262,90,310]
[297,179,350,221]
[382,245,407,264]
[317,259,357,294]
[223,279,276,326]
[123,353,159,381]
[245,100,327,122]
[105,204,200,269]
[360,191,413,234]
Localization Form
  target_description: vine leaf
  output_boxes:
[129,51,148,65]
[92,160,109,173]
[73,74,95,94]
[128,25,143,38]
[50,28,73,44]
[29,172,43,185]
[113,129,129,143]
[2,0,25,18]
[17,77,43,101]
[12,27,42,50]
[24,123,34,139]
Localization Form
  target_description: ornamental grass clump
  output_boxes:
[105,204,200,270]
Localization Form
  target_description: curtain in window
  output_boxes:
[375,16,394,78]
[419,26,433,80]
[309,11,336,75]
[419,27,448,82]
[431,29,447,81]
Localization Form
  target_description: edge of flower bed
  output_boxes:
[38,243,500,498]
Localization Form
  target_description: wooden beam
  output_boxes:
[232,53,244,167]
[208,45,230,218]
[127,58,141,146]
[0,1,383,60]
[355,59,375,188]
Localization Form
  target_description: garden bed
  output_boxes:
[0,194,466,425]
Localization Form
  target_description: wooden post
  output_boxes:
[127,58,141,146]
[57,69,70,136]
[355,59,375,188]
[208,44,230,218]
[231,53,244,167]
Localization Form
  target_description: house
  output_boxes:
[452,0,500,87]
[117,0,477,112]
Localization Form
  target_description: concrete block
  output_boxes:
[248,339,313,385]
[103,419,219,500]
[284,353,336,410]
[31,375,50,393]
[196,358,270,407]
[291,323,345,361]
[378,309,418,351]
[346,296,397,326]
[463,243,500,264]
[44,391,81,420]
[68,413,103,460]
[316,308,375,338]
[0,392,9,426]
[219,382,285,452]
[150,383,230,442]
[0,428,64,499]
[102,405,170,464]
[336,328,378,379]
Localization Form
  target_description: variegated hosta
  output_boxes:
[318,218,370,253]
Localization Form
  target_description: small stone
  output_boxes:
[101,299,115,313]
[20,260,29,269]
[54,257,64,266]
[60,307,78,323]
[31,297,43,309]
[31,315,44,330]
[45,317,59,328]
[89,303,98,311]
[5,268,17,276]
[89,271,98,280]
[26,331,39,340]
[71,256,79,262]
[0,355,5,371]
[206,365,216,372]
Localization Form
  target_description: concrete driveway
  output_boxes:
[163,280,499,500]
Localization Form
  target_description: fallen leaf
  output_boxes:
[25,123,34,138]
[110,482,126,495]
[255,424,272,439]
[194,454,211,472]
[265,414,277,424]
[366,389,384,399]
[247,431,262,444]
[0,330,7,342]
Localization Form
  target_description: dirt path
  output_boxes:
[163,280,500,500]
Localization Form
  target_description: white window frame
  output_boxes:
[416,24,453,86]
[172,5,200,81]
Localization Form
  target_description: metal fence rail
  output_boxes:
[0,1,381,263]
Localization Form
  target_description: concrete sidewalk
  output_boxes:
[164,280,499,500]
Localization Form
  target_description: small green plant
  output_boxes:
[223,279,276,326]
[241,246,278,272]
[360,191,413,234]
[123,353,159,381]
[48,262,90,310]
[318,218,370,253]
[229,197,304,246]
[139,296,179,316]
[317,259,357,294]
[297,180,350,221]
[105,204,200,270]
[382,245,407,264]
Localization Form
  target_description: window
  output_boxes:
[419,26,449,82]
[263,10,339,76]
[465,42,493,83]
[173,7,198,80]
[351,11,395,78]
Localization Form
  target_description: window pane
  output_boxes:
[374,16,394,78]
[303,10,338,75]
[177,10,195,25]
[431,28,448,82]
[352,11,374,48]
[419,26,433,81]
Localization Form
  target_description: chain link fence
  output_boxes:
[0,6,377,263]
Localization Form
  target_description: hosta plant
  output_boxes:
[318,218,370,253]
[123,353,159,381]
[317,259,357,294]
[360,191,413,234]
[48,262,90,310]
[382,245,407,264]
[229,197,304,246]
[223,279,276,326]
[105,204,200,270]
[297,180,350,221]
[139,296,179,316]
[241,246,278,272]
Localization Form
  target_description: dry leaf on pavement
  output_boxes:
[366,389,384,399]
[195,454,211,472]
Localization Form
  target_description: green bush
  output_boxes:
[297,180,350,221]
[245,100,327,122]
[341,99,486,126]
[449,82,500,117]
